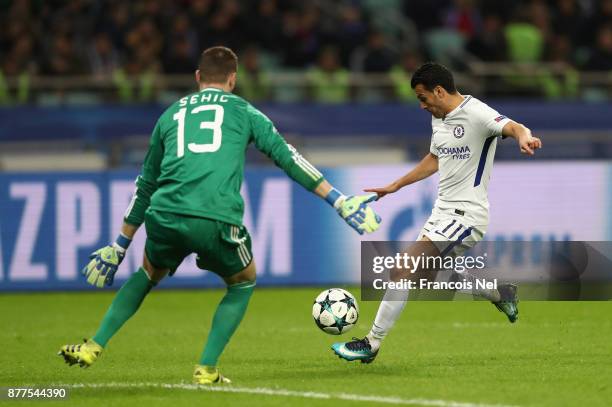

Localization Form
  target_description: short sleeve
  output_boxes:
[474,103,512,137]
[429,137,438,156]
[429,117,439,156]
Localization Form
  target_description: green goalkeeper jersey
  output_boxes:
[125,87,324,227]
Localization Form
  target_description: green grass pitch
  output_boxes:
[1,288,610,406]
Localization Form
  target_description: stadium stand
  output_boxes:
[0,0,611,168]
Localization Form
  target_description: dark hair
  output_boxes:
[198,46,238,83]
[410,62,457,94]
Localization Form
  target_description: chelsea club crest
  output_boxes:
[453,125,465,139]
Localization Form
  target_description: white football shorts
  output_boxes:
[418,207,485,257]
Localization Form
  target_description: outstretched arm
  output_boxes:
[501,121,542,155]
[365,153,438,199]
[248,105,380,234]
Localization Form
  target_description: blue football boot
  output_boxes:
[493,283,519,323]
[332,337,378,364]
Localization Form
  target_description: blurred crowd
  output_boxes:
[1,0,611,104]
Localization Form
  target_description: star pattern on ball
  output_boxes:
[339,295,355,309]
[318,296,332,313]
[313,289,359,335]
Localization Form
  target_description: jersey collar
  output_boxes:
[200,87,223,92]
[443,95,472,120]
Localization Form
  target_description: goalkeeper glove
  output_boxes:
[81,234,131,288]
[326,188,382,235]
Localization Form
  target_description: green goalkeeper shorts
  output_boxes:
[143,209,253,278]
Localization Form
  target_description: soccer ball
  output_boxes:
[312,288,359,335]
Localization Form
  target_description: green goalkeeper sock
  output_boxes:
[93,268,156,347]
[200,280,256,366]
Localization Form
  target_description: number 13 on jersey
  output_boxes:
[173,105,225,157]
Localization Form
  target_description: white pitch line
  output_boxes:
[55,382,520,407]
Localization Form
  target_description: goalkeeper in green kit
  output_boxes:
[58,46,381,384]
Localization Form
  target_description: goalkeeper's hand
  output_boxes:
[81,234,131,288]
[335,193,382,235]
